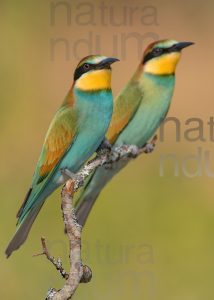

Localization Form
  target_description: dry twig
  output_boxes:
[35,136,157,300]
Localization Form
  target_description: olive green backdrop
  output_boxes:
[1,0,214,299]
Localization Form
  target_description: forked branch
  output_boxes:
[35,136,157,300]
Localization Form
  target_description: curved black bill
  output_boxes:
[175,42,194,51]
[98,57,120,69]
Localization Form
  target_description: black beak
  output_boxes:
[98,57,120,69]
[174,42,194,51]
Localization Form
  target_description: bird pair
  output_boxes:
[6,39,194,257]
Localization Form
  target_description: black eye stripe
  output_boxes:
[74,63,93,81]
[153,48,163,54]
[74,61,111,81]
[143,45,177,64]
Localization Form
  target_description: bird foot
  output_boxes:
[60,169,84,187]
[96,138,112,153]
[143,141,155,153]
[112,144,139,160]
[61,169,76,180]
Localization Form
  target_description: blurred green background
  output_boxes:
[1,0,214,299]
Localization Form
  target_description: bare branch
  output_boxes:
[45,180,92,300]
[37,136,157,300]
[72,135,158,192]
[34,237,69,280]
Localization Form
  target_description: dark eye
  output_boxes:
[83,63,90,70]
[153,48,163,55]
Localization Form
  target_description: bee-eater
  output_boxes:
[75,40,194,226]
[6,55,119,257]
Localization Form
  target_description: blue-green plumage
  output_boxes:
[18,89,113,226]
[115,74,175,147]
[75,40,194,226]
[75,73,175,225]
[6,55,118,257]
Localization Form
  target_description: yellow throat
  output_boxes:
[75,69,112,91]
[144,52,181,75]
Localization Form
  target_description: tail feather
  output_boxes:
[6,181,53,257]
[5,202,43,258]
[75,164,123,226]
[16,188,32,219]
[76,186,101,227]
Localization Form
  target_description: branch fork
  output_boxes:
[35,136,157,300]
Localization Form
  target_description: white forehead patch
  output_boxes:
[155,40,178,49]
[87,56,107,64]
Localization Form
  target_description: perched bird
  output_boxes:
[6,55,119,257]
[75,40,194,226]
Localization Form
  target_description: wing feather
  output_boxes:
[33,106,78,185]
[107,75,143,144]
